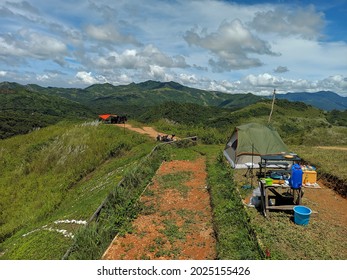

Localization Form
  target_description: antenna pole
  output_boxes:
[268,88,276,124]
[251,143,254,187]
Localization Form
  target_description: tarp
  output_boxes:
[99,114,117,120]
[223,123,289,169]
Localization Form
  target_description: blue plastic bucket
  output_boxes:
[293,206,312,225]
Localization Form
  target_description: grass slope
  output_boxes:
[0,121,154,259]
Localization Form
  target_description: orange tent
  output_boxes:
[99,114,117,120]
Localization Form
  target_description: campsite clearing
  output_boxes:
[112,123,346,259]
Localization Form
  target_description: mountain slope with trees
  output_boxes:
[0,82,94,139]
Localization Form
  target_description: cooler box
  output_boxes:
[302,170,317,184]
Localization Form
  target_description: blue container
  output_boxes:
[293,206,312,225]
[290,164,303,189]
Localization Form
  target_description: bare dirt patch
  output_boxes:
[102,157,216,260]
[303,179,347,226]
[115,123,177,140]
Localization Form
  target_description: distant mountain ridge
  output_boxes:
[1,81,346,112]
[4,80,263,114]
[274,91,347,111]
[1,80,347,140]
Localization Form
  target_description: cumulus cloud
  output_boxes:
[148,65,173,81]
[178,73,199,85]
[91,44,188,70]
[75,71,107,85]
[0,70,7,77]
[230,73,347,95]
[248,5,325,40]
[184,19,278,71]
[318,75,347,91]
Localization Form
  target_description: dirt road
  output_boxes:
[114,123,177,140]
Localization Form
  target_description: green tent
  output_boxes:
[223,123,289,169]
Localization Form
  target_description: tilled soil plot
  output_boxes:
[102,157,216,260]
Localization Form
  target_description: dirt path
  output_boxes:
[304,179,347,226]
[115,123,177,140]
[102,157,216,260]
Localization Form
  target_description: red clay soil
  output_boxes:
[303,179,347,226]
[102,157,216,260]
[114,123,177,140]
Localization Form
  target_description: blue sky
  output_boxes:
[0,0,346,95]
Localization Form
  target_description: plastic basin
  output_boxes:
[265,178,273,186]
[293,206,312,225]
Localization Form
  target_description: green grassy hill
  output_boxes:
[0,82,94,139]
[0,121,155,259]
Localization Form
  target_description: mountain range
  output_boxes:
[2,80,346,111]
[1,80,347,139]
[273,91,347,111]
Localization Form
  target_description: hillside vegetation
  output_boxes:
[0,121,155,258]
[1,81,262,116]
[138,99,347,146]
[0,82,94,139]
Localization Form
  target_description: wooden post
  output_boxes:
[268,88,276,124]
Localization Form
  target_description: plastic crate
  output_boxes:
[302,170,317,184]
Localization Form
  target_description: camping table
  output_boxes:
[258,154,302,217]
[259,154,301,178]
[259,181,304,217]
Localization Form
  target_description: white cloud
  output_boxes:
[0,30,67,66]
[225,73,347,95]
[178,73,199,85]
[318,75,347,91]
[249,5,325,40]
[147,65,173,81]
[184,19,278,71]
[75,71,107,85]
[37,73,56,81]
[91,45,188,71]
